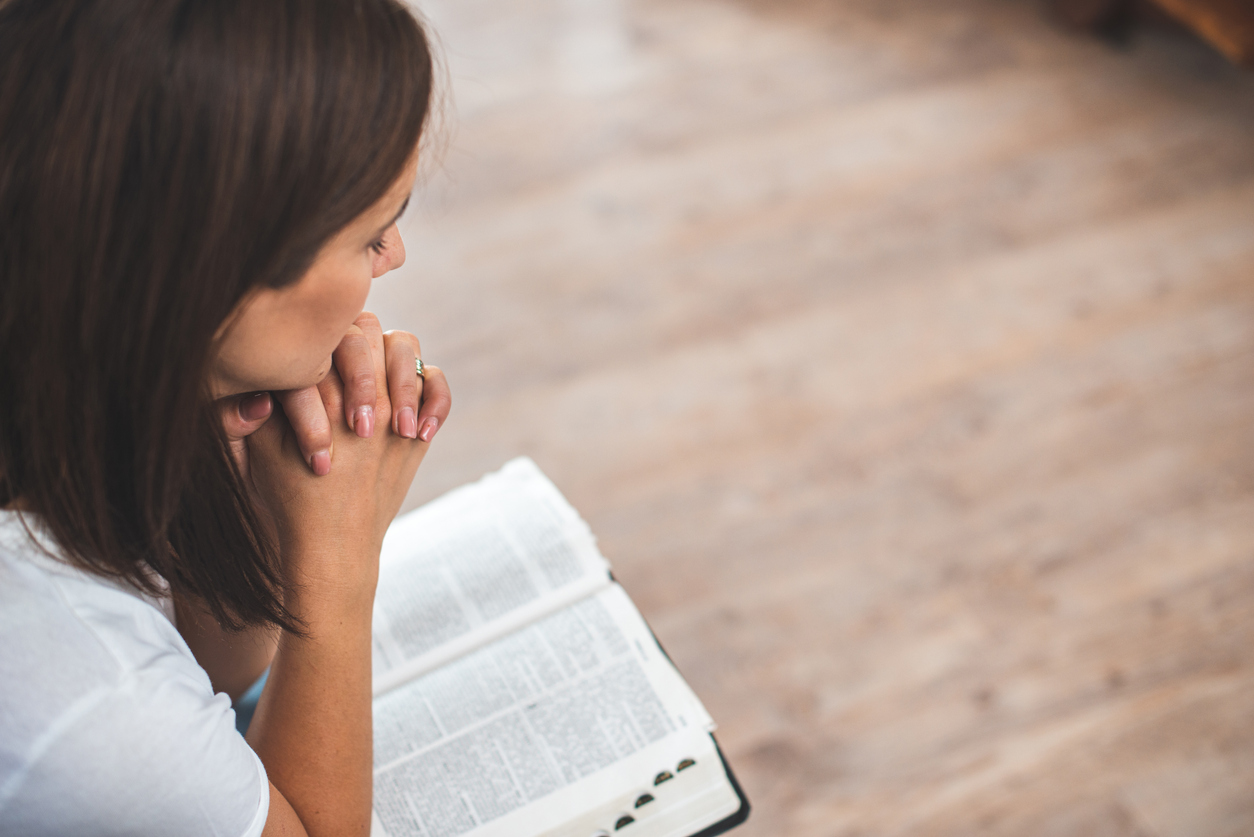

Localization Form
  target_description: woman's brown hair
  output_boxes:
[0,0,434,630]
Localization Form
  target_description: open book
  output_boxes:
[369,458,750,837]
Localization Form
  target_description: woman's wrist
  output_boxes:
[279,544,380,623]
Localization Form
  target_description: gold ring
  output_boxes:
[415,357,425,379]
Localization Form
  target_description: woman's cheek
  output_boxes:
[315,258,373,342]
[348,263,373,313]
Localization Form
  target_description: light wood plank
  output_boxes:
[372,1,1254,833]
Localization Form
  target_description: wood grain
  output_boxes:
[370,1,1254,833]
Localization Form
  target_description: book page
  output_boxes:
[372,458,610,694]
[502,731,743,837]
[370,585,723,837]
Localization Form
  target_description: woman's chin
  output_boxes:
[279,355,336,392]
[309,355,335,386]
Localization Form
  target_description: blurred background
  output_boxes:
[367,0,1254,834]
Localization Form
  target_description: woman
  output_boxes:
[0,0,451,834]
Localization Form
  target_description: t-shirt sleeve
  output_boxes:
[2,663,269,837]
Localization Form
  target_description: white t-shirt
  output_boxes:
[0,510,269,836]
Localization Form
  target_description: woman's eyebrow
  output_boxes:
[376,197,410,237]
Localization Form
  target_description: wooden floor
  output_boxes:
[368,1,1254,834]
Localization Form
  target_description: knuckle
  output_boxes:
[281,388,316,412]
[385,329,421,350]
[424,381,451,408]
[318,377,345,411]
[286,398,324,426]
[390,353,418,375]
[349,370,376,392]
[302,425,332,450]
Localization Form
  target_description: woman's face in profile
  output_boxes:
[207,155,419,398]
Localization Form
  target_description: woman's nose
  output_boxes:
[387,230,406,272]
[372,225,406,277]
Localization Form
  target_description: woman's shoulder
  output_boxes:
[0,511,267,836]
[0,510,209,728]
[0,510,189,676]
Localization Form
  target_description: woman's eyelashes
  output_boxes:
[369,236,388,255]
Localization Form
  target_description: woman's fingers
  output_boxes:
[332,324,377,438]
[382,330,421,439]
[215,391,273,477]
[415,364,450,443]
[245,396,291,456]
[352,312,389,414]
[381,327,449,443]
[282,313,425,477]
[317,363,348,420]
[276,386,333,476]
[219,391,273,438]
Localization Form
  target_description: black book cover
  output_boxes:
[613,573,752,836]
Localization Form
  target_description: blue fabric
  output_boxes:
[233,669,269,735]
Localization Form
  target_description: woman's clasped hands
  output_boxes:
[217,312,451,599]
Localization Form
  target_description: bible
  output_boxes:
[369,457,750,837]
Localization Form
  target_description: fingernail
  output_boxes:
[239,392,272,422]
[310,450,331,476]
[419,416,439,442]
[354,405,374,438]
[397,407,418,439]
